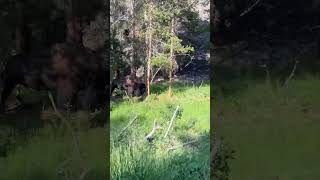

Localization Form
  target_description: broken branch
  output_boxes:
[284,60,299,87]
[145,119,162,142]
[240,0,262,17]
[163,106,180,139]
[118,114,138,139]
[151,66,162,84]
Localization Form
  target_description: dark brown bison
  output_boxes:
[0,43,107,113]
[110,70,146,97]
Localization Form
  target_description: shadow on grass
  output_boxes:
[0,127,107,180]
[0,104,43,157]
[213,73,320,179]
[151,81,210,95]
[0,91,108,180]
[111,132,210,180]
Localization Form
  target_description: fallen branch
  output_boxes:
[79,168,90,180]
[198,80,204,89]
[89,109,101,119]
[167,140,198,151]
[284,60,299,87]
[151,66,162,84]
[145,119,162,142]
[240,0,262,17]
[178,53,193,70]
[163,106,180,139]
[118,114,138,139]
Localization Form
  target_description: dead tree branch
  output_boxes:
[151,66,162,84]
[240,0,262,17]
[118,114,138,139]
[145,119,162,142]
[284,60,299,87]
[163,106,180,139]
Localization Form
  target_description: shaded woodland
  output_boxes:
[212,0,320,79]
[211,1,320,179]
[0,0,109,112]
[0,1,109,179]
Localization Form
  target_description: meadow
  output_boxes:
[214,75,320,179]
[0,88,107,180]
[111,83,210,180]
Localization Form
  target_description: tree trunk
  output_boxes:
[146,4,153,96]
[129,0,137,74]
[65,0,83,45]
[15,1,29,55]
[168,18,175,97]
[212,0,225,46]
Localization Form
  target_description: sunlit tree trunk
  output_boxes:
[168,18,175,97]
[129,0,138,74]
[146,3,153,96]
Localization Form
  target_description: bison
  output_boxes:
[110,70,146,97]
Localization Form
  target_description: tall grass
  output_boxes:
[0,114,107,180]
[111,83,210,180]
[214,75,320,179]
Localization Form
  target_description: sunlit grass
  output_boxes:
[111,83,210,180]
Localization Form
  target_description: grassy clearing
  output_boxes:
[0,109,107,180]
[111,83,210,180]
[214,75,320,179]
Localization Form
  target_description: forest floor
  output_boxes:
[111,82,210,180]
[214,75,320,179]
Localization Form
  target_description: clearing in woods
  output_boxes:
[111,82,210,180]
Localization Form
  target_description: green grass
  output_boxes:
[214,75,320,180]
[0,110,107,180]
[111,83,210,180]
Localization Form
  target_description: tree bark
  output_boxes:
[146,4,153,96]
[65,0,83,45]
[129,0,137,74]
[168,18,175,97]
[15,1,30,55]
[212,0,225,46]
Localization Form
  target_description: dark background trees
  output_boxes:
[212,0,320,46]
[0,0,107,60]
[212,0,320,81]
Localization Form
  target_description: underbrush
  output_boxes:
[111,83,210,180]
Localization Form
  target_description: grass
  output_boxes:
[214,75,320,179]
[0,126,107,180]
[0,87,108,180]
[111,82,210,180]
